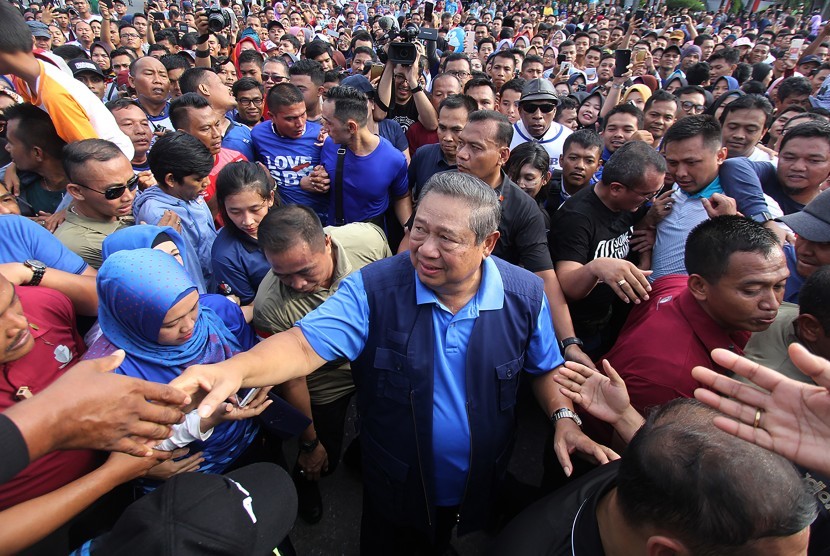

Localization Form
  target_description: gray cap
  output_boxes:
[27,20,52,39]
[778,189,830,243]
[520,78,560,103]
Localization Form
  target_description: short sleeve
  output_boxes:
[719,158,771,218]
[297,272,370,361]
[549,209,593,265]
[523,295,565,375]
[10,216,88,274]
[389,153,410,198]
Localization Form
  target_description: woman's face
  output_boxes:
[515,163,549,198]
[712,78,730,101]
[769,110,795,139]
[554,83,570,96]
[157,290,199,346]
[714,94,738,120]
[224,189,274,238]
[578,96,601,126]
[153,240,184,266]
[91,47,110,71]
[665,80,681,94]
[627,90,645,110]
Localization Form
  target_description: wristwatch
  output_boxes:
[560,337,584,351]
[299,437,320,453]
[751,211,774,223]
[551,408,583,428]
[23,259,46,287]
[410,84,424,94]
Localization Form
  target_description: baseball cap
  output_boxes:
[520,78,559,103]
[733,37,754,48]
[68,58,105,79]
[341,74,375,97]
[26,20,51,39]
[778,189,830,242]
[669,30,685,40]
[90,463,297,555]
[663,44,682,55]
[797,54,822,67]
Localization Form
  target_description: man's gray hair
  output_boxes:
[420,172,501,244]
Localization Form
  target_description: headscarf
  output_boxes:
[706,89,745,117]
[622,84,652,105]
[664,75,688,91]
[714,75,740,93]
[633,74,659,93]
[95,248,241,369]
[496,38,513,51]
[102,225,206,294]
[680,45,702,60]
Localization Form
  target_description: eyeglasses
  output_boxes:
[623,183,660,202]
[681,100,705,114]
[447,70,470,78]
[238,97,263,106]
[75,174,139,200]
[120,33,140,39]
[262,73,288,83]
[521,102,557,114]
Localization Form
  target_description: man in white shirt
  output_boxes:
[509,79,571,173]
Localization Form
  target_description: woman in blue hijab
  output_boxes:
[86,248,260,475]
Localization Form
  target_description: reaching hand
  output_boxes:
[555,360,631,425]
[590,257,652,304]
[143,448,205,480]
[553,418,619,477]
[692,344,830,476]
[701,193,740,218]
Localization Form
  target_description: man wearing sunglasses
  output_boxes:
[54,140,137,270]
[509,79,571,173]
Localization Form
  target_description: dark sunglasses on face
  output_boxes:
[521,102,557,114]
[76,173,139,200]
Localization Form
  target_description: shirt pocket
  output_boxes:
[374,347,411,404]
[495,354,525,411]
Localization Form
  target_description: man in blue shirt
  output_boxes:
[251,83,329,223]
[777,189,830,302]
[174,172,616,555]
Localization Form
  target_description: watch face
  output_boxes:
[26,259,46,270]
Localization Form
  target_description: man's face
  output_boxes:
[291,74,321,112]
[181,107,223,155]
[779,92,812,110]
[519,100,556,139]
[665,136,726,194]
[111,54,132,75]
[674,89,705,117]
[722,108,768,158]
[0,278,35,363]
[76,72,106,99]
[321,99,352,144]
[456,120,508,184]
[262,61,289,93]
[74,0,90,15]
[597,57,615,82]
[0,183,21,216]
[271,101,307,139]
[777,137,830,197]
[584,49,601,69]
[236,88,264,125]
[574,36,590,57]
[314,52,334,72]
[466,85,496,111]
[351,52,373,74]
[268,26,282,43]
[289,12,303,26]
[559,44,576,62]
[794,234,830,278]
[133,16,148,38]
[601,113,639,154]
[521,61,544,80]
[130,57,170,106]
[34,33,51,50]
[167,173,210,201]
[488,56,515,90]
[280,38,297,55]
[265,238,333,293]
[70,155,136,220]
[445,59,472,86]
[700,39,715,60]
[561,144,601,191]
[660,50,680,70]
[409,192,497,296]
[112,105,152,158]
[430,76,461,111]
[4,121,37,171]
[696,249,788,333]
[478,41,494,62]
[498,88,521,124]
[708,58,734,80]
[475,24,489,41]
[437,107,468,161]
[239,61,263,83]
[750,44,769,64]
[215,62,237,91]
[812,68,830,94]
[644,100,677,141]
[203,70,237,111]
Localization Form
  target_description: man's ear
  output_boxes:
[796,313,824,344]
[646,535,688,556]
[687,273,709,302]
[66,183,85,201]
[163,172,178,189]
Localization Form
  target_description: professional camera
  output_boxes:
[385,23,437,65]
[206,5,231,32]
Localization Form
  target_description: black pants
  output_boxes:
[301,392,354,474]
[360,494,458,556]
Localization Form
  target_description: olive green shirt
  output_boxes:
[54,208,134,269]
[743,303,814,385]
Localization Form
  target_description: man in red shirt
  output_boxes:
[603,215,788,416]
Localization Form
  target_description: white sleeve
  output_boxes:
[154,410,214,451]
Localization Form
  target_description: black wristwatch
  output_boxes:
[560,337,584,351]
[410,84,424,94]
[23,259,46,287]
[299,437,320,453]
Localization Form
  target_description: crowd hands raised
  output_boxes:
[1,0,830,553]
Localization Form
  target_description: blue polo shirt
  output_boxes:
[408,143,456,201]
[211,227,271,305]
[297,256,562,504]
[784,242,803,303]
[223,118,254,161]
[0,215,88,273]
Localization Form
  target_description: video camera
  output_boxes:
[382,23,438,65]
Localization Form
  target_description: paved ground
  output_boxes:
[286,386,553,556]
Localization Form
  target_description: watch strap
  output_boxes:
[551,408,583,428]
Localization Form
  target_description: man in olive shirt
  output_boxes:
[252,205,391,524]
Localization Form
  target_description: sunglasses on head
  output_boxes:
[521,102,557,113]
[76,173,140,200]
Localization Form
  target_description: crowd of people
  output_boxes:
[1,0,830,553]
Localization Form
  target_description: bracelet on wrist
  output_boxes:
[196,33,210,45]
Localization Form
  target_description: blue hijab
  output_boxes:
[102,225,207,294]
[94,248,241,370]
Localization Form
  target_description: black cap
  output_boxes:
[90,463,297,556]
[68,58,105,79]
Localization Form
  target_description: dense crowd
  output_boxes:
[1,0,830,554]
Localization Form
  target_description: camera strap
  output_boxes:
[334,146,347,226]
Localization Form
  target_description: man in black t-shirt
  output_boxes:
[375,59,438,133]
[550,141,665,357]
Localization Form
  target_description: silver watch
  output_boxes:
[551,408,583,428]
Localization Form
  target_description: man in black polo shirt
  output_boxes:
[409,94,478,202]
[492,399,815,555]
[550,141,664,358]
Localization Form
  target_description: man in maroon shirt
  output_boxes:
[604,215,788,416]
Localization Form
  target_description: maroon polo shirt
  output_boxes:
[0,286,97,511]
[604,275,751,415]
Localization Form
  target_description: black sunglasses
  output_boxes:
[76,174,139,200]
[521,102,557,114]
